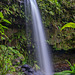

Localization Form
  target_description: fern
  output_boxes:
[0,12,11,40]
[61,22,75,30]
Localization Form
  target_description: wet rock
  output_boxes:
[21,64,44,75]
[21,64,31,70]
[34,70,44,75]
[21,68,26,72]
[29,68,34,73]
[6,74,13,75]
[21,64,34,75]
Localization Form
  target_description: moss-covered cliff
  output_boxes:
[37,0,75,50]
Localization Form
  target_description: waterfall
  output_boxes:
[24,0,53,75]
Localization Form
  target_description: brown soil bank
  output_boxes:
[53,49,75,72]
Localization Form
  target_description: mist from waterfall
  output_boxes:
[24,0,53,75]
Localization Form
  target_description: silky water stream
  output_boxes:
[24,0,53,75]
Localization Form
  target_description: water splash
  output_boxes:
[24,0,53,75]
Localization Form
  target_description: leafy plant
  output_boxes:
[65,60,75,74]
[0,12,11,40]
[0,12,25,74]
[0,12,11,24]
[61,22,75,30]
[0,45,24,75]
[54,60,75,75]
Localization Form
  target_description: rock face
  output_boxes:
[21,64,44,75]
[21,64,34,75]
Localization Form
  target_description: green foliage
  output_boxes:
[10,29,35,65]
[0,0,25,27]
[0,45,24,75]
[33,64,40,71]
[66,60,75,73]
[54,71,71,75]
[9,29,28,63]
[3,19,11,24]
[37,0,63,27]
[0,12,11,40]
[0,12,4,19]
[0,12,11,24]
[54,60,75,75]
[0,11,25,74]
[61,22,75,30]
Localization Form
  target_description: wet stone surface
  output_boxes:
[21,64,44,75]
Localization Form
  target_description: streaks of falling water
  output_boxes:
[24,0,53,75]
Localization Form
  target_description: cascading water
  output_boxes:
[24,0,53,75]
